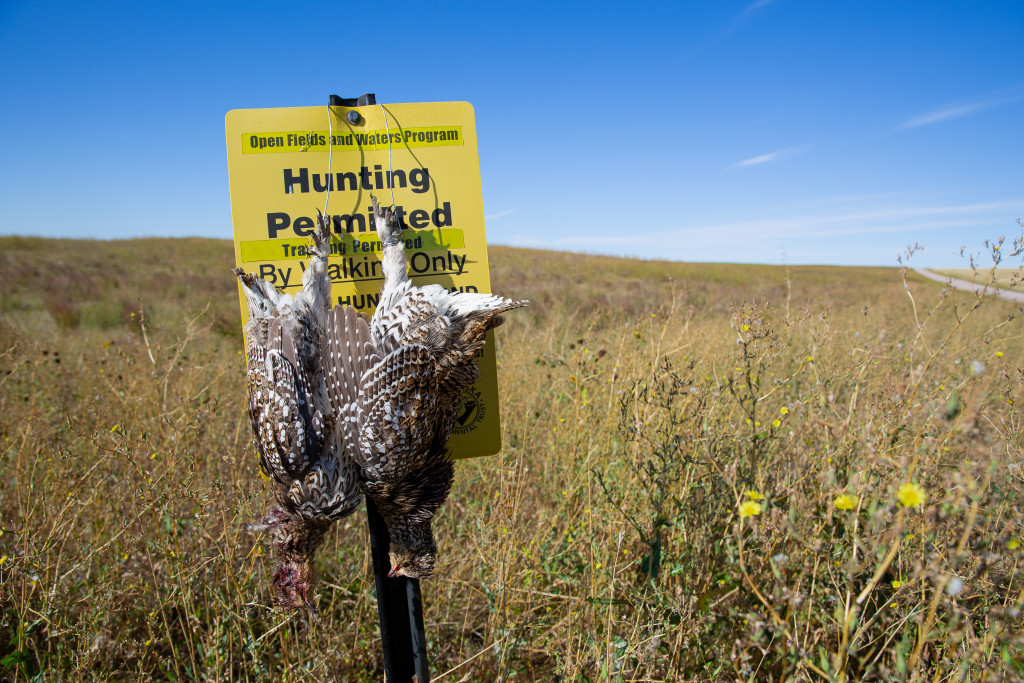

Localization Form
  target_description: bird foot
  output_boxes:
[312,210,332,259]
[370,195,402,246]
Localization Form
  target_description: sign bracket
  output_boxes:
[329,93,377,107]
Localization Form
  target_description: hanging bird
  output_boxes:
[235,213,363,612]
[349,196,527,578]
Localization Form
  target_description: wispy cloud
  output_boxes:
[716,0,781,41]
[731,146,803,168]
[897,84,1024,130]
[485,209,514,220]
[898,101,994,129]
[741,0,778,16]
[734,0,781,25]
[650,201,1022,243]
[497,199,1021,266]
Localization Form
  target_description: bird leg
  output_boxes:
[371,195,408,291]
[370,195,402,246]
[312,209,332,259]
[294,211,332,316]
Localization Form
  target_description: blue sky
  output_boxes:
[1,1,1021,267]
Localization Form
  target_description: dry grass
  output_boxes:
[933,268,1024,292]
[1,234,1023,681]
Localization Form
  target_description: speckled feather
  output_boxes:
[236,222,364,520]
[356,343,439,479]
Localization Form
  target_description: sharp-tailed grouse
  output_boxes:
[235,215,362,611]
[355,196,526,578]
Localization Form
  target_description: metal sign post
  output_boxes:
[366,497,430,682]
[341,96,430,683]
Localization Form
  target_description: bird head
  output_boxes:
[387,522,438,579]
[271,560,319,614]
[247,508,328,614]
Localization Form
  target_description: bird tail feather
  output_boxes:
[323,305,379,464]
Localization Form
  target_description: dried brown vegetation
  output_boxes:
[1,234,1022,681]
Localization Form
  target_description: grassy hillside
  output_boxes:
[1,236,1022,681]
[933,267,1023,292]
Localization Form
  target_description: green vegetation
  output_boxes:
[1,235,1022,680]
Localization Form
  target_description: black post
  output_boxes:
[328,90,427,681]
[366,497,430,682]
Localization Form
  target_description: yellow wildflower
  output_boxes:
[772,419,781,428]
[738,501,763,518]
[744,490,765,500]
[891,580,903,588]
[897,482,926,508]
[1008,539,1020,550]
[780,407,789,415]
[741,324,749,332]
[833,494,858,511]
[996,351,1003,358]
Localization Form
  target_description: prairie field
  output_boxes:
[933,269,1024,293]
[1,235,1023,681]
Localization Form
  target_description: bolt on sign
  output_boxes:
[225,101,503,458]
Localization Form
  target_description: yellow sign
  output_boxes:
[225,101,502,458]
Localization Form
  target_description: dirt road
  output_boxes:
[914,268,1024,304]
